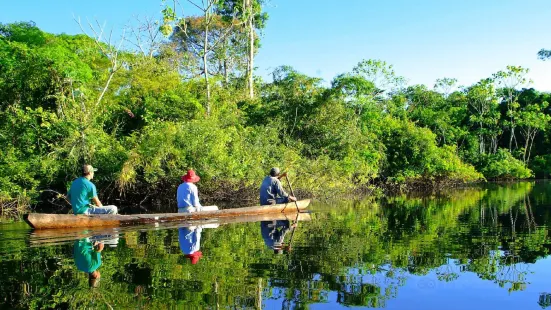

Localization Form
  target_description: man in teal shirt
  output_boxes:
[74,238,103,288]
[67,165,118,215]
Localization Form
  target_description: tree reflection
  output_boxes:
[2,182,551,308]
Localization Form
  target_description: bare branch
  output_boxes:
[206,21,242,53]
[74,16,127,107]
[186,0,205,12]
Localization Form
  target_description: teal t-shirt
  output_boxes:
[68,177,97,215]
[73,239,102,273]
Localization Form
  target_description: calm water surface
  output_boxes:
[1,181,551,309]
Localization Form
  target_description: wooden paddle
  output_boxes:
[285,212,300,252]
[284,174,301,253]
[284,175,300,213]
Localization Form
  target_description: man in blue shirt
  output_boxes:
[67,165,118,215]
[259,167,297,205]
[177,169,202,213]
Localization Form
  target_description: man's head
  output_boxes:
[181,169,201,183]
[82,164,97,179]
[269,167,280,177]
[89,270,101,288]
[184,251,203,265]
[93,242,105,252]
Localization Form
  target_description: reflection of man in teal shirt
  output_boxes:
[73,238,103,287]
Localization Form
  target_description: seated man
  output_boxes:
[67,165,118,215]
[259,167,297,206]
[177,169,202,213]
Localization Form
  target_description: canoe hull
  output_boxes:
[24,199,310,230]
[29,212,312,247]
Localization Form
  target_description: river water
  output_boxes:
[0,181,550,309]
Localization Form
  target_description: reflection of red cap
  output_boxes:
[181,169,201,183]
[184,251,203,264]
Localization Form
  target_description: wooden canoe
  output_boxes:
[29,212,312,247]
[24,199,310,230]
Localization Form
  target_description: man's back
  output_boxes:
[177,182,201,208]
[74,239,102,273]
[68,177,96,215]
[259,176,288,205]
[178,227,202,254]
[260,220,290,249]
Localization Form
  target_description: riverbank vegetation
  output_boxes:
[1,2,550,215]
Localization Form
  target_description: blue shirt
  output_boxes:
[68,177,97,215]
[259,176,288,205]
[178,227,202,254]
[177,182,201,208]
[73,239,102,273]
[260,220,290,249]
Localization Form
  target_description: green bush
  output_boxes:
[475,149,533,180]
[379,117,482,183]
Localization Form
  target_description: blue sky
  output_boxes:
[2,0,551,90]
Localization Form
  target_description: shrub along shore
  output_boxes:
[1,21,550,219]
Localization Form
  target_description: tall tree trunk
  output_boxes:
[224,59,229,86]
[203,21,211,115]
[509,124,516,151]
[479,121,484,154]
[523,129,530,163]
[247,0,255,99]
[527,131,537,163]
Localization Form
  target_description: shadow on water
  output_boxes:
[0,181,551,309]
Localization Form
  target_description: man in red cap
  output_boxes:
[177,169,203,213]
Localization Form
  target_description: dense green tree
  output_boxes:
[493,66,531,151]
[217,0,268,98]
[1,20,551,217]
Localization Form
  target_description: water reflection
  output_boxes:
[179,226,203,264]
[1,182,551,309]
[178,224,219,265]
[73,238,103,288]
[73,235,119,288]
[260,220,294,254]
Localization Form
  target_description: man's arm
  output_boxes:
[192,185,202,207]
[92,196,103,207]
[274,179,289,198]
[275,176,297,202]
[90,183,103,207]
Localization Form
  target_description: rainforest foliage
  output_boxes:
[0,11,550,214]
